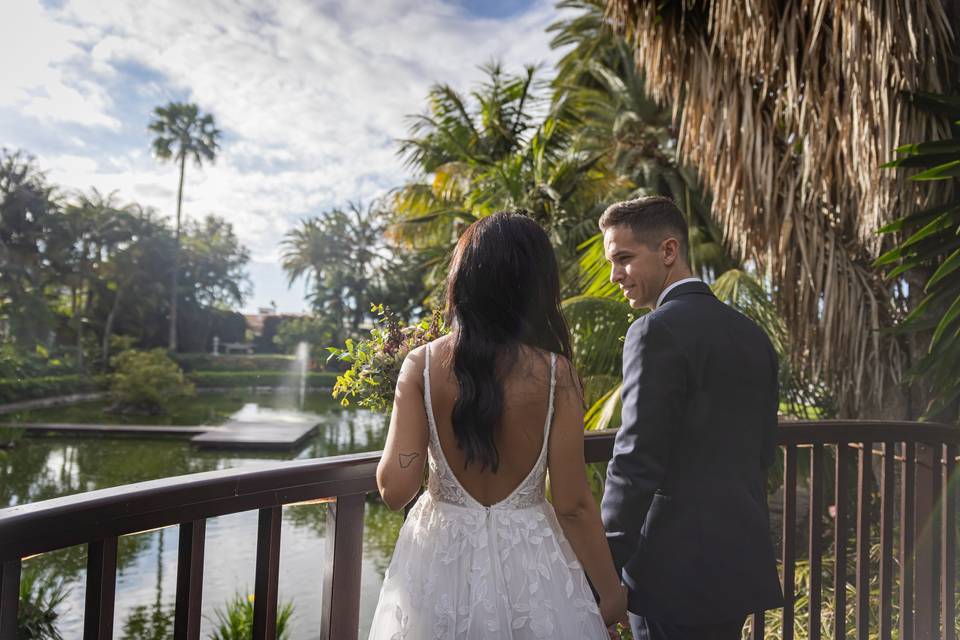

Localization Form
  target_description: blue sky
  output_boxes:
[0,0,565,313]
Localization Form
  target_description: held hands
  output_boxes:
[599,583,628,629]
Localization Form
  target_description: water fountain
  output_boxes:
[191,342,319,449]
[295,341,308,410]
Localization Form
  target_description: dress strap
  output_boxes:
[422,344,437,437]
[541,352,558,449]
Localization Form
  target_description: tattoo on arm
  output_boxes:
[399,452,420,469]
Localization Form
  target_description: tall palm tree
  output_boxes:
[604,0,957,418]
[282,201,391,335]
[148,102,220,351]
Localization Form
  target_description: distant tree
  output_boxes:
[0,149,62,349]
[281,201,391,335]
[148,102,221,351]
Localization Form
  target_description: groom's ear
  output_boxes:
[661,236,681,266]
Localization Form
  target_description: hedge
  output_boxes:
[0,375,107,404]
[172,354,306,373]
[187,371,339,389]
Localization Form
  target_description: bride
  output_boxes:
[368,211,626,639]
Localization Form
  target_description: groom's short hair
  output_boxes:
[598,196,689,263]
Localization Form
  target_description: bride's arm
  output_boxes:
[548,357,626,626]
[376,346,429,511]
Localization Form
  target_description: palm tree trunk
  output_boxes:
[169,154,186,352]
[102,282,125,366]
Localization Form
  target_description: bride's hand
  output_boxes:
[599,583,628,628]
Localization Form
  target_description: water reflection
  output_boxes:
[3,394,395,639]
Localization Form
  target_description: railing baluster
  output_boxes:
[834,444,850,640]
[809,444,824,640]
[856,441,872,640]
[0,559,21,640]
[253,507,283,640]
[174,519,206,640]
[783,445,797,640]
[750,612,763,640]
[915,443,940,640]
[84,537,117,640]
[943,444,957,640]
[900,441,916,640]
[879,442,895,640]
[321,493,365,640]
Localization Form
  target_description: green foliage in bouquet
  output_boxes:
[327,305,447,413]
[108,348,195,415]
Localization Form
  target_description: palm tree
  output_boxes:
[148,102,220,352]
[0,149,62,349]
[390,63,620,300]
[603,0,957,418]
[60,189,137,370]
[282,201,391,335]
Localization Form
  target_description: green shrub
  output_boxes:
[0,375,104,404]
[187,371,338,389]
[207,592,293,640]
[272,316,338,355]
[18,565,69,640]
[109,349,195,415]
[0,343,71,379]
[327,305,446,413]
[173,354,305,373]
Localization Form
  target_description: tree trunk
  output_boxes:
[102,282,125,366]
[169,154,186,352]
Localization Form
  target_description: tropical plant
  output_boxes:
[390,62,620,299]
[108,348,195,415]
[327,305,446,412]
[57,189,141,370]
[17,564,69,640]
[282,201,391,334]
[206,591,293,640]
[148,101,221,351]
[603,0,957,418]
[0,149,62,349]
[549,0,730,279]
[878,92,960,420]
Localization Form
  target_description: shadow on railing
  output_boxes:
[0,420,957,640]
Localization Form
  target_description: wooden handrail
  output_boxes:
[0,420,957,640]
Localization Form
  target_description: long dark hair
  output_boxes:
[445,210,573,472]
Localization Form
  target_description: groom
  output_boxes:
[599,197,783,639]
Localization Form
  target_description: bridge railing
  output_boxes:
[0,420,957,640]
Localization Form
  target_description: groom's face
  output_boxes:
[603,224,667,309]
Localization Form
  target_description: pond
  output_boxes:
[0,392,401,639]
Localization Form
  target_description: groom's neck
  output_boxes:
[662,264,694,289]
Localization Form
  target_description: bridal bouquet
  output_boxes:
[326,304,446,413]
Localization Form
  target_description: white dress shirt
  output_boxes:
[656,277,702,308]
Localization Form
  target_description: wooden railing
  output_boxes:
[0,420,957,640]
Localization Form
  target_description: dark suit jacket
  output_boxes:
[601,280,784,624]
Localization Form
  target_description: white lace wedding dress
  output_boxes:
[368,347,609,639]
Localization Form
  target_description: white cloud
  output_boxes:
[0,0,566,312]
[0,0,120,129]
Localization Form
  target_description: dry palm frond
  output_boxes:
[605,0,956,416]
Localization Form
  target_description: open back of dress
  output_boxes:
[368,342,608,640]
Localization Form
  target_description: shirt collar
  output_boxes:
[656,277,702,308]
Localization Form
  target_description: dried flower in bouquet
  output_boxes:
[326,305,447,413]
